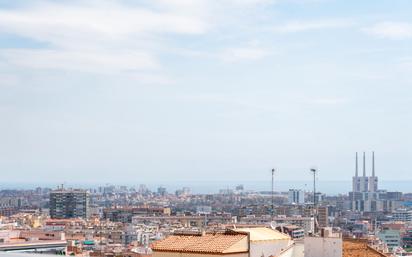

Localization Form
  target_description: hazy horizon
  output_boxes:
[2,179,412,196]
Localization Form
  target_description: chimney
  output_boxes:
[372,151,375,177]
[363,152,366,177]
[355,152,358,177]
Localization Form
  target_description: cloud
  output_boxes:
[306,97,348,105]
[0,0,277,75]
[363,22,412,40]
[221,47,269,62]
[0,1,211,75]
[220,40,270,62]
[0,49,159,73]
[272,19,354,33]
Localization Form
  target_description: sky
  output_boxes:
[1,0,412,186]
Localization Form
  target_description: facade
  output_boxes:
[272,216,315,234]
[234,227,292,257]
[392,209,412,222]
[402,227,412,250]
[49,188,89,219]
[317,206,329,228]
[0,230,66,253]
[104,206,171,223]
[288,189,304,204]
[276,225,305,239]
[378,229,401,252]
[304,228,342,257]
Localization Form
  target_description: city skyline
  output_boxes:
[1,0,412,183]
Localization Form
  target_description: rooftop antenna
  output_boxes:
[310,167,318,233]
[271,168,275,218]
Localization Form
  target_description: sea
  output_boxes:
[1,180,412,196]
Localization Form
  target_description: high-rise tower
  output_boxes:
[50,188,89,219]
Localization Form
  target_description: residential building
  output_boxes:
[151,230,249,257]
[288,189,304,204]
[304,227,342,257]
[234,227,292,257]
[49,188,89,219]
[151,228,292,257]
[317,206,329,228]
[378,228,401,252]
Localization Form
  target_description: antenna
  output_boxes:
[310,168,318,233]
[271,168,275,218]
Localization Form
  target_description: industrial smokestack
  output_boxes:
[363,152,366,177]
[372,151,375,177]
[355,152,358,177]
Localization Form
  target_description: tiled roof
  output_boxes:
[343,240,388,257]
[234,227,290,241]
[151,233,247,254]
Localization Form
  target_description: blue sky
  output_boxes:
[1,0,412,185]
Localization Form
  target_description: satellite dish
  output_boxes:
[270,221,277,229]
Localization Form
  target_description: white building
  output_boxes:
[288,189,304,204]
[234,227,293,257]
[392,209,412,222]
[152,228,292,257]
[304,228,342,257]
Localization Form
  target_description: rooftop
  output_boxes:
[151,231,248,254]
[343,240,388,257]
[234,227,290,242]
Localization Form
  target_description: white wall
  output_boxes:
[250,240,292,257]
[304,237,342,257]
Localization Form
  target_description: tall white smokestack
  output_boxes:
[372,151,375,177]
[355,152,358,177]
[363,152,366,177]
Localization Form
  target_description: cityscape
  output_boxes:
[0,152,411,256]
[2,0,412,257]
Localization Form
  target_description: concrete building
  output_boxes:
[304,228,342,257]
[104,206,171,223]
[152,228,292,257]
[273,216,315,234]
[288,190,304,204]
[317,206,328,228]
[378,228,401,252]
[49,188,89,219]
[234,227,292,257]
[132,214,235,227]
[151,230,249,257]
[392,209,412,222]
[276,225,305,239]
[0,230,66,253]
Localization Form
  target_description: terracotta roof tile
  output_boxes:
[343,240,388,257]
[151,233,247,254]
